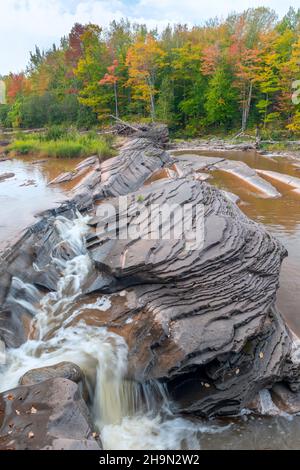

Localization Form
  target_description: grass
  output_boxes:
[8,127,116,159]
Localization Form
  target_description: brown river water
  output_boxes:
[0,155,82,251]
[1,150,300,449]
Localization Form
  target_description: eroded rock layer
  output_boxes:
[85,176,295,415]
[0,124,299,429]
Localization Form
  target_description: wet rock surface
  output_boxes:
[0,123,299,445]
[19,362,89,401]
[215,160,281,198]
[256,169,300,191]
[171,153,281,198]
[0,378,101,450]
[48,155,99,185]
[271,383,300,414]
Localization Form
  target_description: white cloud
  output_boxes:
[135,0,288,22]
[0,0,294,74]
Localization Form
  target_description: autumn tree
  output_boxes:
[74,24,112,120]
[126,35,166,120]
[2,10,300,136]
[6,73,29,103]
[99,60,120,118]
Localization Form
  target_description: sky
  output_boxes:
[0,0,297,75]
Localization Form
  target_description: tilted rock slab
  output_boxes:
[215,160,281,198]
[171,154,281,198]
[71,136,172,209]
[256,169,300,192]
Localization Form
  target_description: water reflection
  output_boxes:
[0,156,82,251]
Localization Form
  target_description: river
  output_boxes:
[1,149,300,449]
[0,155,82,251]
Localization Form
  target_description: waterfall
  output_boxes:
[0,212,226,449]
[0,213,130,429]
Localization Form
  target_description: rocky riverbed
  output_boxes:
[1,125,300,450]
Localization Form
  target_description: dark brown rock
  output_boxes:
[0,308,31,348]
[0,378,101,450]
[19,362,89,401]
[271,383,300,414]
[0,141,10,147]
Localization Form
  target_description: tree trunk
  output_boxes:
[147,77,156,121]
[264,93,268,129]
[114,82,119,119]
[242,82,253,132]
[255,125,261,149]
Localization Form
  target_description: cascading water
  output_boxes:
[0,212,227,450]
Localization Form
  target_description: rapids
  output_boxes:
[0,212,227,450]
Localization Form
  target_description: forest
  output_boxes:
[0,6,300,138]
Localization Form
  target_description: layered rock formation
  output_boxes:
[85,176,293,416]
[0,124,300,447]
[71,135,171,210]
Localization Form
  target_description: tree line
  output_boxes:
[1,6,300,137]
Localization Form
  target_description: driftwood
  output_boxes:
[109,115,140,132]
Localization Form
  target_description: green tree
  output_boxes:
[205,66,238,128]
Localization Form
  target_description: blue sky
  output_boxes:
[0,0,296,75]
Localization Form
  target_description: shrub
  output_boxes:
[88,139,115,158]
[41,141,84,158]
[43,125,68,142]
[8,139,39,154]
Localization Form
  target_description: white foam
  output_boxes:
[0,212,228,450]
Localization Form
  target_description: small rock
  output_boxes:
[19,362,89,401]
[31,159,48,164]
[0,172,14,183]
[48,172,75,185]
